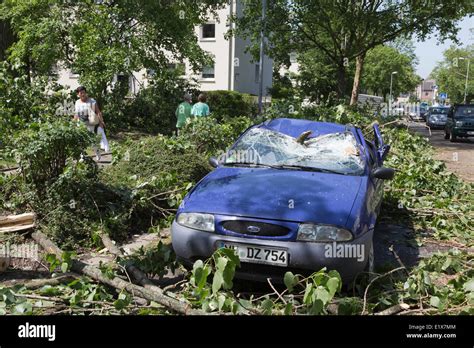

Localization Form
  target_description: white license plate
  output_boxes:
[217,242,288,267]
[467,131,474,135]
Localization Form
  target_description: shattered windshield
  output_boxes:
[224,128,365,175]
[430,108,449,114]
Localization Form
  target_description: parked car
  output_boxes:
[444,104,474,142]
[425,106,450,128]
[171,118,395,283]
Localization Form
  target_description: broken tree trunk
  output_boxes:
[0,213,36,233]
[99,233,169,291]
[2,273,79,290]
[31,231,204,315]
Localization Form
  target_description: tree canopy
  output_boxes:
[234,0,473,104]
[1,0,227,99]
[431,45,474,104]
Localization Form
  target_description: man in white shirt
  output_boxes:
[74,86,109,160]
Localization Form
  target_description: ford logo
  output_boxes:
[246,225,260,233]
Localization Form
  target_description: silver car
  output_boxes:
[426,107,450,128]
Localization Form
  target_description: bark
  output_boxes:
[31,231,204,315]
[350,53,365,106]
[20,274,78,290]
[375,303,410,315]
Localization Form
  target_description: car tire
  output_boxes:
[449,132,457,142]
[444,131,449,140]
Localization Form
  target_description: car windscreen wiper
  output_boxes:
[269,164,347,175]
[223,162,277,169]
[224,162,348,175]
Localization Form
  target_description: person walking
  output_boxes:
[191,93,210,117]
[175,93,193,135]
[74,86,108,161]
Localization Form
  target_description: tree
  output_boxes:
[430,45,474,104]
[233,0,473,104]
[362,44,419,100]
[1,0,227,102]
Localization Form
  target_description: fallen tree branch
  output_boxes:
[99,233,167,291]
[21,274,78,290]
[31,231,204,315]
[374,303,410,315]
[362,267,405,315]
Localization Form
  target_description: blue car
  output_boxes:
[171,118,394,283]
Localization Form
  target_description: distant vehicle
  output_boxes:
[425,106,450,129]
[444,104,474,142]
[419,105,429,120]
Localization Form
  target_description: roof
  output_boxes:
[257,118,349,138]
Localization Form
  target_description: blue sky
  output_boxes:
[414,16,473,79]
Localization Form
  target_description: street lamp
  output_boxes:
[459,57,470,104]
[389,71,398,114]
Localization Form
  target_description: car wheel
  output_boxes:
[449,132,457,142]
[444,131,449,140]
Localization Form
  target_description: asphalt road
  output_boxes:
[408,121,474,182]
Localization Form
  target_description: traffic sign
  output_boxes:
[439,92,447,99]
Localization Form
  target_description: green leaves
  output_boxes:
[45,251,75,273]
[284,272,299,293]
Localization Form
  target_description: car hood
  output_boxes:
[180,167,363,228]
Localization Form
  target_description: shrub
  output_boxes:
[12,120,95,197]
[205,90,258,120]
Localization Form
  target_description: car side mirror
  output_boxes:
[372,167,395,180]
[209,157,219,168]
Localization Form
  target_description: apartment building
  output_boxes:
[57,1,273,96]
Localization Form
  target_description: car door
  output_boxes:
[373,123,390,165]
[370,125,388,219]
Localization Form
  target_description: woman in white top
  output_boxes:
[74,86,109,160]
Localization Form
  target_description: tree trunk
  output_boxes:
[31,231,205,315]
[350,54,366,106]
[0,19,15,61]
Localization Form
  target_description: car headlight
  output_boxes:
[176,213,215,232]
[456,121,463,127]
[297,224,353,242]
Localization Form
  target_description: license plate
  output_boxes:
[468,131,474,135]
[217,241,288,267]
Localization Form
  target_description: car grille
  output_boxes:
[221,220,290,237]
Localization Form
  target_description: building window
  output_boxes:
[201,23,215,39]
[255,63,260,83]
[167,63,186,76]
[201,65,215,79]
